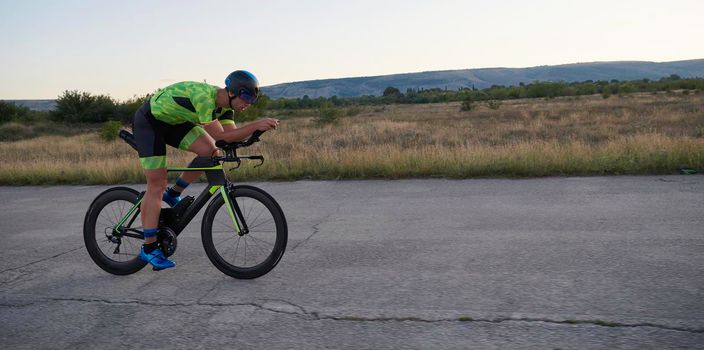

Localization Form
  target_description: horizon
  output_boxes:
[2,0,703,100]
[4,58,703,101]
[262,58,704,86]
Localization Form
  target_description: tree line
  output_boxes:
[0,91,267,125]
[0,75,702,125]
[266,75,704,109]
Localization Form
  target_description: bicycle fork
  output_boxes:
[220,185,249,236]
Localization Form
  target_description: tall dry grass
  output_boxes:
[0,92,702,184]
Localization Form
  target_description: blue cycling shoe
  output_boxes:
[139,247,176,270]
[162,189,181,207]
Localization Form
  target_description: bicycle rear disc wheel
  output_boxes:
[84,187,147,275]
[201,186,287,279]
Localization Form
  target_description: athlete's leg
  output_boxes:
[182,132,219,179]
[141,168,167,244]
[139,167,176,270]
[166,127,218,193]
[132,101,168,242]
[132,102,176,269]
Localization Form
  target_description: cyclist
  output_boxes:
[133,70,279,270]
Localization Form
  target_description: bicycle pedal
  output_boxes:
[152,267,165,271]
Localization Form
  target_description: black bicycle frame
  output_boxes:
[114,156,249,239]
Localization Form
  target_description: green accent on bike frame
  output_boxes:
[209,185,221,194]
[140,156,167,169]
[220,186,242,234]
[114,197,143,231]
[178,126,207,150]
[166,165,223,171]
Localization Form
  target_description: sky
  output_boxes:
[1,0,702,100]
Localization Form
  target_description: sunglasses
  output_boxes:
[239,89,258,104]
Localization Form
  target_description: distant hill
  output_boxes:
[6,59,704,109]
[262,59,704,99]
[3,99,56,111]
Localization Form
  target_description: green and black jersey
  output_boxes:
[149,81,234,125]
[132,81,235,169]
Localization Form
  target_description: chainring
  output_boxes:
[157,227,178,257]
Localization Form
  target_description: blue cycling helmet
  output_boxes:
[225,70,259,104]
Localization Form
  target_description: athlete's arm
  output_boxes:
[221,122,237,133]
[202,118,279,143]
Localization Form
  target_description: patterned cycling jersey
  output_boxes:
[149,81,233,125]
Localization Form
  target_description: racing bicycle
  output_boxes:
[83,130,287,279]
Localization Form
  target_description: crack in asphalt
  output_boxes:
[0,271,26,287]
[0,246,84,274]
[1,296,701,334]
[196,279,225,304]
[291,202,343,251]
[290,218,326,251]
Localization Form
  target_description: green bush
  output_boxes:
[346,106,362,116]
[696,126,704,138]
[383,86,401,96]
[314,105,341,125]
[0,122,34,141]
[382,86,403,103]
[52,90,118,123]
[0,101,30,123]
[23,110,51,123]
[486,100,502,110]
[460,96,473,111]
[99,121,123,141]
[115,94,149,123]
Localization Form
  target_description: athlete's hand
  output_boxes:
[256,118,280,131]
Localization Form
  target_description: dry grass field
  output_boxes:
[0,92,702,185]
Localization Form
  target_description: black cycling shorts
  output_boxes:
[132,101,204,169]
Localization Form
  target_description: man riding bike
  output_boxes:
[133,70,279,270]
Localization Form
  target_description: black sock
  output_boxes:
[167,187,182,198]
[143,241,159,253]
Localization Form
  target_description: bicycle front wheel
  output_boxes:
[201,185,287,279]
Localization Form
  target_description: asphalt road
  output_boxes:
[1,176,703,349]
